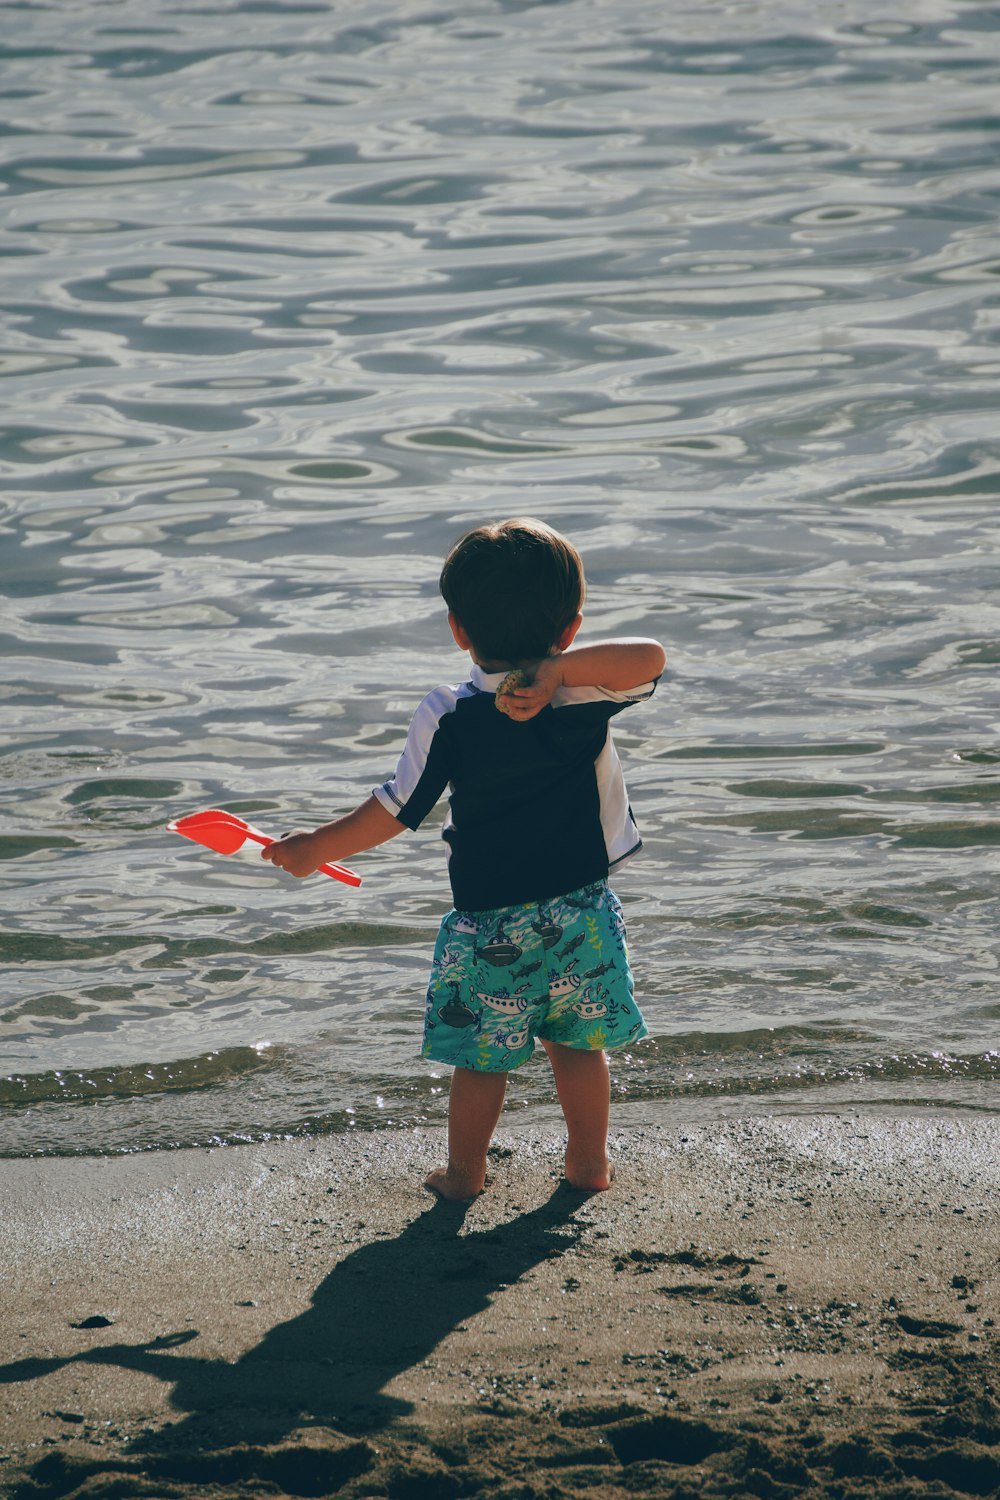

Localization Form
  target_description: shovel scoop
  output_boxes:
[167,809,361,887]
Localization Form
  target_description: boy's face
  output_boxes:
[447,610,582,667]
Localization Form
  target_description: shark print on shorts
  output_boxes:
[422,881,647,1071]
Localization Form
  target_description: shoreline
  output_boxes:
[3,1115,998,1498]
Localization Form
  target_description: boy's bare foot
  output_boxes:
[564,1155,615,1192]
[424,1165,485,1201]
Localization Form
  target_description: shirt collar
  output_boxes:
[469,662,510,694]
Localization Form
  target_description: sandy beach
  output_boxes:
[2,1114,998,1499]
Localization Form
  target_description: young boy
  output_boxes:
[263,518,665,1200]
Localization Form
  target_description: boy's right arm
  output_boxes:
[503,637,665,722]
[261,794,404,878]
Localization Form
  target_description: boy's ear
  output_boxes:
[448,611,474,652]
[554,613,583,652]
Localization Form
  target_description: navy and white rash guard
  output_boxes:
[372,662,657,912]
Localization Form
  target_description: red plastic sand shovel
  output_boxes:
[167,809,361,887]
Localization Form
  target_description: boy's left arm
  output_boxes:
[262,794,404,878]
[502,637,665,722]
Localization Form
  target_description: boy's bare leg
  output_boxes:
[541,1041,613,1191]
[425,1067,508,1201]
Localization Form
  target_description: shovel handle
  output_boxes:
[243,828,362,888]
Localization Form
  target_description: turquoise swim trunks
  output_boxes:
[421,881,648,1072]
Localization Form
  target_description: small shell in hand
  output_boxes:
[494,668,529,716]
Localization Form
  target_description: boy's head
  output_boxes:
[440,518,585,665]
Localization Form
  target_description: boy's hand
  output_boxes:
[258,796,403,880]
[495,656,564,722]
[261,829,324,878]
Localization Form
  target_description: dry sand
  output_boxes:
[1,1114,998,1499]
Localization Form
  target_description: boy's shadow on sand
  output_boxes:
[2,1181,587,1474]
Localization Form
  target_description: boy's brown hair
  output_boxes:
[439,518,585,665]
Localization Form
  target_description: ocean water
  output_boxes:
[1,0,999,1157]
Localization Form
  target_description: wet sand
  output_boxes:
[1,1115,998,1498]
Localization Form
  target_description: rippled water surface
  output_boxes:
[2,0,999,1155]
